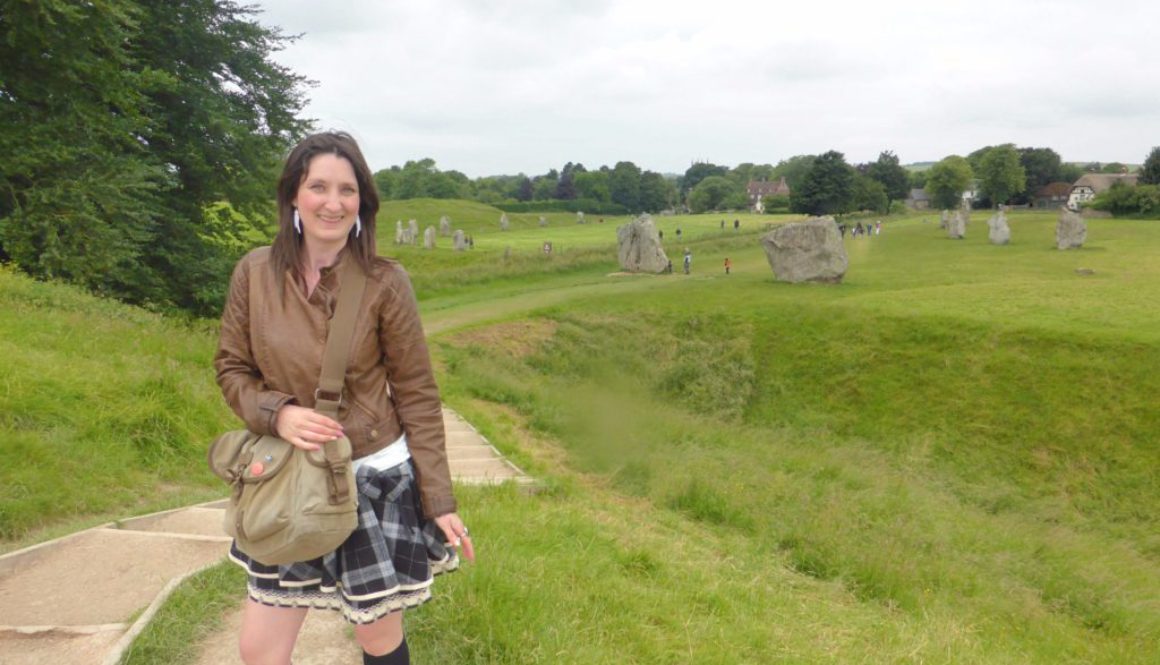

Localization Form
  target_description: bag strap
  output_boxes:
[313,255,368,421]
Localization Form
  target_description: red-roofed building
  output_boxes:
[1034,182,1073,209]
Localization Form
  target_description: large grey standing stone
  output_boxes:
[987,210,1010,245]
[1057,209,1087,249]
[538,215,547,227]
[939,209,949,229]
[760,216,848,283]
[395,220,404,244]
[439,215,451,236]
[616,214,669,273]
[577,211,586,224]
[408,219,419,245]
[423,226,436,249]
[453,230,467,251]
[947,209,967,239]
[500,213,509,231]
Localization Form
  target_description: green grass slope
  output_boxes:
[424,211,1160,663]
[0,266,232,546]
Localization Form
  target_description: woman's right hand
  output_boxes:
[274,404,344,451]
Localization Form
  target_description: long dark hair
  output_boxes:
[270,131,379,283]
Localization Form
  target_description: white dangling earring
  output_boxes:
[355,216,362,238]
[293,208,302,234]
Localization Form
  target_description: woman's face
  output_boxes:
[293,153,360,248]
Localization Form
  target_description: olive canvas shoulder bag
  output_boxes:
[207,259,367,565]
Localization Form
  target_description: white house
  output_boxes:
[1067,173,1138,210]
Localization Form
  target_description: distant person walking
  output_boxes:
[683,248,692,275]
[724,257,732,275]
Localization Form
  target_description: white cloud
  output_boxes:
[251,0,1160,175]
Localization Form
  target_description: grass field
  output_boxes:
[3,205,1158,663]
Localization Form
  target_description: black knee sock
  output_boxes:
[363,637,409,665]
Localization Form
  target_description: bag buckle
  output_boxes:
[314,388,343,404]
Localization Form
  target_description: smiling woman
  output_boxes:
[214,131,476,665]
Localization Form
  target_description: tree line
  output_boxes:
[0,0,310,316]
[373,144,1152,220]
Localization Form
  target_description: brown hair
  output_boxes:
[270,131,379,282]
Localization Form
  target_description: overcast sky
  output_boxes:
[249,0,1159,177]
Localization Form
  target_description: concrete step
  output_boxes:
[0,407,530,665]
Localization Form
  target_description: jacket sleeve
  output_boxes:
[214,256,296,435]
[379,268,457,518]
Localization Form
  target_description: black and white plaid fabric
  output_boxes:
[228,459,458,624]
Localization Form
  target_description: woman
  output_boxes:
[215,131,474,665]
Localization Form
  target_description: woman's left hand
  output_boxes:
[433,512,475,563]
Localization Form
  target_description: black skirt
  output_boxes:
[228,459,458,624]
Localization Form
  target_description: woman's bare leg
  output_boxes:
[238,599,309,665]
[354,610,405,657]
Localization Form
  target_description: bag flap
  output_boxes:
[240,435,295,483]
[207,430,261,482]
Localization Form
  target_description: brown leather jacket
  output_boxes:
[213,247,456,518]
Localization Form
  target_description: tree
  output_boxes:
[978,145,1026,207]
[1101,162,1128,174]
[574,171,611,203]
[926,156,974,210]
[865,151,910,210]
[790,151,855,216]
[374,167,400,199]
[761,194,791,213]
[1139,147,1160,185]
[909,170,929,189]
[687,176,741,213]
[851,174,888,213]
[639,171,677,213]
[516,177,533,201]
[0,1,166,295]
[771,155,818,192]
[0,0,310,315]
[1059,162,1085,184]
[1018,147,1065,201]
[609,161,643,211]
[554,170,577,200]
[532,174,557,201]
[729,162,775,188]
[681,162,728,195]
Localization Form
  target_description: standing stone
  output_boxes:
[577,211,586,224]
[760,216,848,283]
[947,210,967,239]
[453,230,467,251]
[395,220,404,244]
[987,209,1010,245]
[939,209,949,229]
[423,226,436,249]
[538,215,547,227]
[500,213,509,231]
[616,214,669,273]
[439,215,451,236]
[408,219,419,245]
[1057,209,1087,250]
